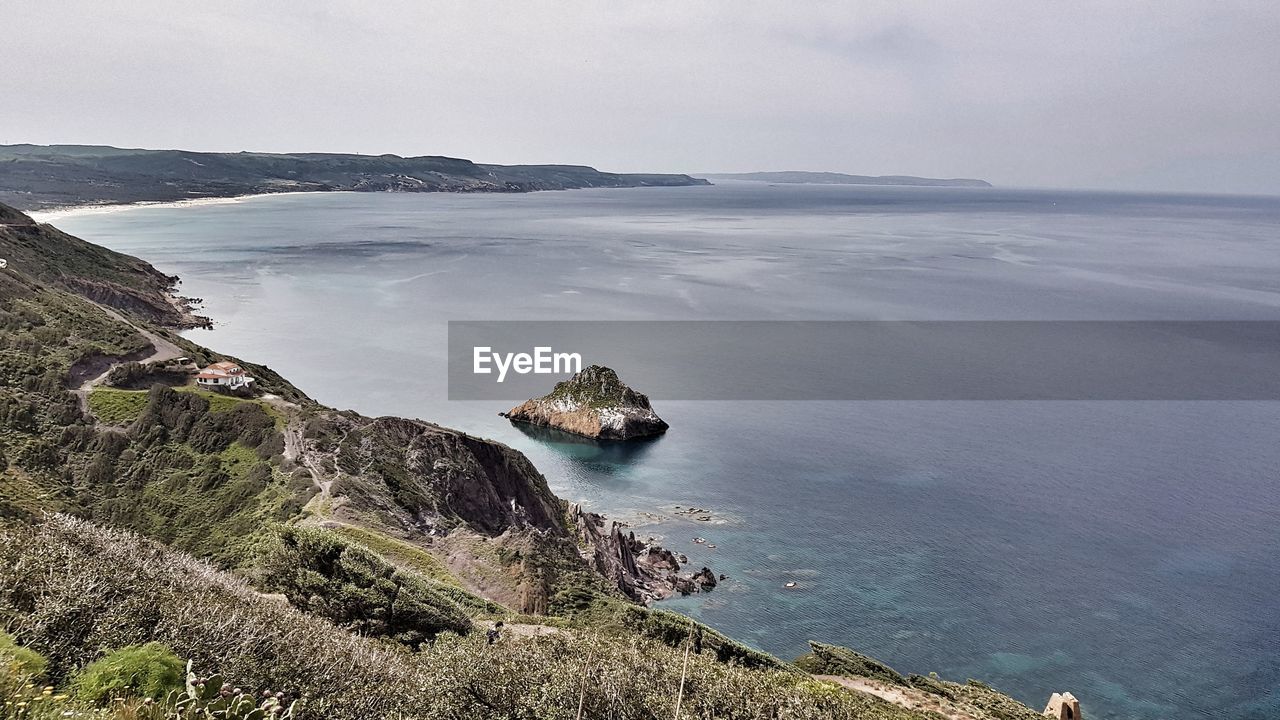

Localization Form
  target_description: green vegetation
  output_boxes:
[262,526,476,647]
[69,643,185,705]
[329,523,463,587]
[0,231,304,566]
[0,284,147,391]
[0,516,932,720]
[555,590,786,670]
[942,680,1046,720]
[906,672,956,700]
[545,364,642,410]
[176,387,256,415]
[0,640,289,720]
[163,665,294,719]
[72,386,299,565]
[0,144,709,213]
[3,351,306,564]
[88,388,149,425]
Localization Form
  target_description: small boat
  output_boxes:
[707,544,717,549]
[784,581,797,588]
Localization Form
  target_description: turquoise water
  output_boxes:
[50,185,1280,719]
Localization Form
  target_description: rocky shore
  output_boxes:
[570,503,717,604]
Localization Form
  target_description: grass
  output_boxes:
[87,388,149,425]
[175,386,242,413]
[0,469,48,516]
[90,386,285,429]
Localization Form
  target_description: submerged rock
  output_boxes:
[501,365,668,440]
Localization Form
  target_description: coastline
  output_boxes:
[28,190,341,222]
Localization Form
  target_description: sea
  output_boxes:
[45,183,1280,719]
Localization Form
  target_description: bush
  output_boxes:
[262,526,474,647]
[70,642,185,705]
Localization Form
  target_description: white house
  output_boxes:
[195,361,254,390]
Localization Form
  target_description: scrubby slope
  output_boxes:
[0,516,931,720]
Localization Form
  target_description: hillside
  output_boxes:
[0,203,204,327]
[0,202,1051,719]
[0,144,711,210]
[0,515,960,720]
[705,171,992,187]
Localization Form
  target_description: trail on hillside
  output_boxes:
[71,302,186,418]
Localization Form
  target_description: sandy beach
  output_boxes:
[28,190,338,223]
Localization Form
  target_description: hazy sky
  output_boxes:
[4,2,1279,194]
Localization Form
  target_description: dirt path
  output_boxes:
[815,675,977,720]
[71,303,189,417]
[485,621,559,640]
[92,305,186,376]
[285,421,344,516]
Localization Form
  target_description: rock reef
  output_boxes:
[569,503,717,604]
[502,365,668,440]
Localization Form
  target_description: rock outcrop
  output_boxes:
[569,503,716,604]
[302,412,567,537]
[502,365,668,440]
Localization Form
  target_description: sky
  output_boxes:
[3,1,1279,194]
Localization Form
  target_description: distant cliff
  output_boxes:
[0,144,711,210]
[705,170,991,187]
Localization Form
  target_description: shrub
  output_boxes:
[907,672,957,700]
[262,526,475,647]
[70,642,185,705]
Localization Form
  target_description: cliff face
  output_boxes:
[503,365,669,440]
[309,413,566,537]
